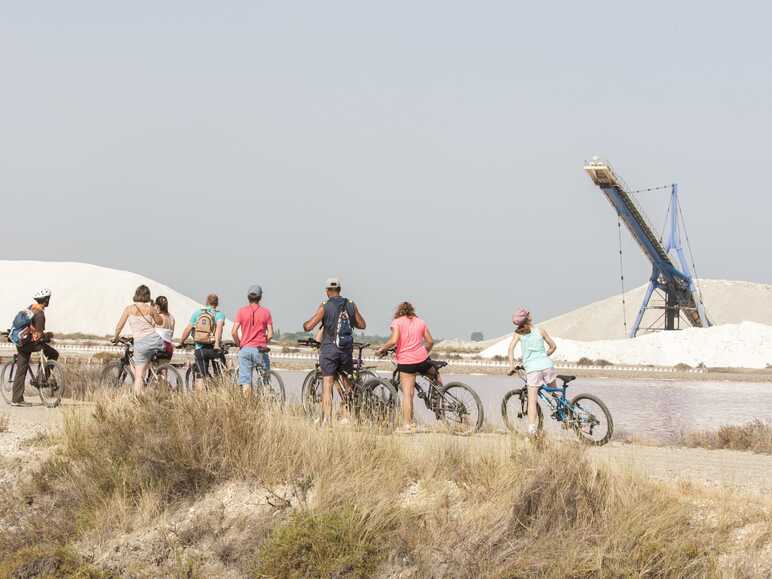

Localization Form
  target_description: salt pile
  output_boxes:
[0,260,228,338]
[480,321,772,369]
[537,279,772,341]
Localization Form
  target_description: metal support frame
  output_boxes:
[630,185,709,337]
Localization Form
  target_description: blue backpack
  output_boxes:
[9,308,34,346]
[335,299,354,349]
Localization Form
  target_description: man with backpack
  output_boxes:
[303,278,366,426]
[9,288,59,406]
[179,293,226,390]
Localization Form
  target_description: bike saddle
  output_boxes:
[558,375,576,385]
[430,360,448,369]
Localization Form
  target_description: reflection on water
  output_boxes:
[277,370,772,441]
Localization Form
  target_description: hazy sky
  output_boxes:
[2,1,770,338]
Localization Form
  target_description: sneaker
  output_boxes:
[394,424,417,435]
[527,424,539,438]
[338,417,351,426]
[10,401,31,407]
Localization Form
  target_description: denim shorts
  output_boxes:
[134,334,165,365]
[238,347,270,385]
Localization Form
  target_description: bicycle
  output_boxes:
[1,332,64,408]
[501,365,614,445]
[298,339,397,424]
[180,341,234,391]
[99,337,184,392]
[376,350,484,435]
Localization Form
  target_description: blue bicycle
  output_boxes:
[501,365,613,445]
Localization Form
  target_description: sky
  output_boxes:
[2,1,770,339]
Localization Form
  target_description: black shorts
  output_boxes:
[319,345,353,377]
[396,358,433,375]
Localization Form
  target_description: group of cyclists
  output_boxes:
[7,279,561,437]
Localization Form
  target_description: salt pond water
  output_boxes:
[277,371,772,441]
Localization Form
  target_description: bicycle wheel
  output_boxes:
[99,361,134,390]
[357,369,378,385]
[359,378,399,427]
[438,382,484,435]
[569,394,614,446]
[501,388,543,435]
[148,364,185,393]
[301,369,323,417]
[184,365,196,392]
[0,361,16,405]
[253,369,286,405]
[37,360,64,408]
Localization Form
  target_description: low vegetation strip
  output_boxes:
[679,419,772,455]
[1,390,770,577]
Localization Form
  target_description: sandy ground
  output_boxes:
[2,403,771,498]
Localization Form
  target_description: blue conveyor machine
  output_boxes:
[584,158,710,337]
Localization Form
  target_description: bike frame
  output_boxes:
[8,349,50,384]
[392,368,441,401]
[534,383,572,421]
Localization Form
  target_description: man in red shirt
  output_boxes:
[231,285,273,395]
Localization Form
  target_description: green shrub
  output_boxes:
[255,507,384,578]
[0,545,109,578]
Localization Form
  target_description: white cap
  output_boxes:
[325,278,341,290]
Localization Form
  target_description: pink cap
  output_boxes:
[512,307,530,327]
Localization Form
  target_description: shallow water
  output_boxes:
[276,370,772,440]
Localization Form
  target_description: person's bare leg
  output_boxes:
[134,362,147,396]
[321,376,335,424]
[400,373,416,428]
[338,375,353,420]
[527,385,539,435]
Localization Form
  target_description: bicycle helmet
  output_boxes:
[33,288,52,300]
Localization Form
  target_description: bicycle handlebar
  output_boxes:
[297,338,320,348]
[507,365,525,376]
[177,340,237,350]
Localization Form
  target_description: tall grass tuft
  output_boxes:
[680,419,772,454]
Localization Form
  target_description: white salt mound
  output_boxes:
[539,279,772,341]
[0,260,229,339]
[480,321,772,369]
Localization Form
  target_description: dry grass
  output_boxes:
[1,390,771,577]
[0,413,8,433]
[679,419,772,454]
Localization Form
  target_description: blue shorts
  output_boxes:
[238,347,270,385]
[319,344,353,377]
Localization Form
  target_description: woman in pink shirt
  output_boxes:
[376,302,437,433]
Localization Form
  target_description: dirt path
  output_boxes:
[3,402,772,496]
[394,431,772,496]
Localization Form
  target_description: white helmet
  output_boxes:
[33,288,52,300]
